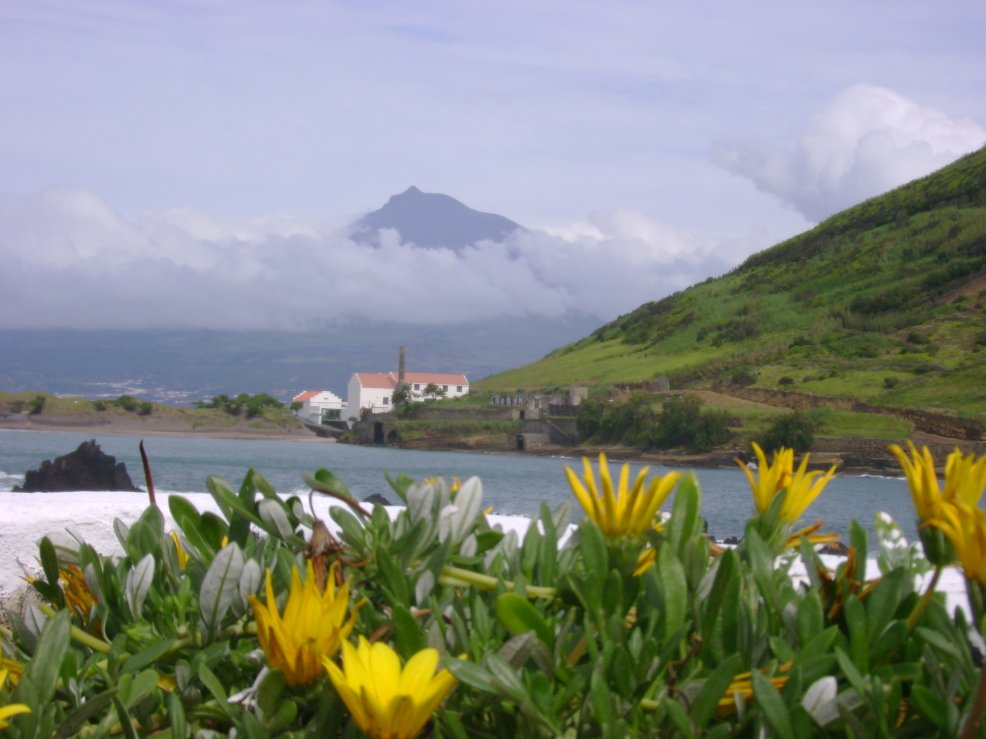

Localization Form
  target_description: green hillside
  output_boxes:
[481,146,986,427]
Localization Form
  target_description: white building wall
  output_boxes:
[300,391,344,424]
[347,375,395,415]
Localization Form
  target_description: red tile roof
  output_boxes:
[355,373,398,389]
[354,372,469,389]
[292,390,321,402]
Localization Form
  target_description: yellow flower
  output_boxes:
[565,454,681,538]
[738,443,835,523]
[0,698,31,729]
[891,442,986,521]
[57,563,101,634]
[930,500,986,585]
[0,657,30,728]
[0,647,23,688]
[716,663,791,716]
[170,531,190,570]
[324,637,457,739]
[249,560,363,687]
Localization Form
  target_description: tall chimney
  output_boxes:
[398,346,406,388]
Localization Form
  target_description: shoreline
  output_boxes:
[0,412,328,443]
[0,413,935,477]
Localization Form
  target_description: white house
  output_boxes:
[347,371,470,416]
[292,390,346,425]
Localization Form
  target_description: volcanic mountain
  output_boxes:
[352,186,524,250]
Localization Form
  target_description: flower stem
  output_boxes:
[37,603,111,654]
[960,659,986,739]
[440,565,556,599]
[907,565,942,633]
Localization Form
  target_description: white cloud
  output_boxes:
[0,189,747,331]
[713,84,986,222]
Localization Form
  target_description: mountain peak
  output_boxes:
[353,187,524,251]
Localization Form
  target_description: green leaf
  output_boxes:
[445,659,496,693]
[796,590,824,643]
[537,502,559,585]
[392,603,426,657]
[305,467,355,500]
[657,545,688,635]
[54,689,118,739]
[39,537,64,606]
[126,504,165,561]
[257,668,288,719]
[198,662,235,718]
[168,692,187,738]
[258,498,295,540]
[578,520,607,615]
[199,543,245,640]
[865,567,906,642]
[752,668,793,737]
[691,653,742,727]
[589,659,616,732]
[485,653,528,702]
[169,494,221,560]
[834,646,866,694]
[910,684,948,728]
[125,553,155,619]
[208,475,265,531]
[376,547,410,607]
[123,637,175,674]
[496,592,554,647]
[12,610,71,733]
[848,521,868,580]
[329,506,367,551]
[229,470,259,545]
[668,473,700,558]
[844,595,868,674]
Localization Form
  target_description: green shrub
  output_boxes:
[730,367,757,386]
[138,401,154,416]
[28,394,46,415]
[116,394,138,412]
[760,411,816,453]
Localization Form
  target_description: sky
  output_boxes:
[1,0,985,331]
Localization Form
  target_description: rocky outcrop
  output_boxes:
[13,440,140,492]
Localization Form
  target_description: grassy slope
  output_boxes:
[480,146,986,425]
[0,391,303,431]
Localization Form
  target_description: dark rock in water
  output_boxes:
[14,440,140,492]
[363,493,392,506]
[818,541,850,556]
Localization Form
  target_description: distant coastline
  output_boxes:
[0,411,326,443]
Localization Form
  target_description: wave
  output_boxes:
[0,469,25,491]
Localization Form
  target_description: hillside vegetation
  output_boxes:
[481,146,986,430]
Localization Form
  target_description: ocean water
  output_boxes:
[0,429,918,542]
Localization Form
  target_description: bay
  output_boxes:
[0,429,917,542]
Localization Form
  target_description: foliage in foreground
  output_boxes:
[2,444,986,736]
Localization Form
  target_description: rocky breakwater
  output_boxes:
[13,439,140,492]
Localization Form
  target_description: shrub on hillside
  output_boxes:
[651,394,734,452]
[116,394,138,412]
[760,411,816,453]
[28,395,46,415]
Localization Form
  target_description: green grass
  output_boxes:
[479,147,986,429]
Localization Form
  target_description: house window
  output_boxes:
[382,397,389,405]
[414,384,420,390]
[442,385,448,392]
[456,386,462,392]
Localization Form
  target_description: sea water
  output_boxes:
[0,429,917,542]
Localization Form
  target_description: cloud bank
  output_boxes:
[0,190,738,331]
[713,85,986,222]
